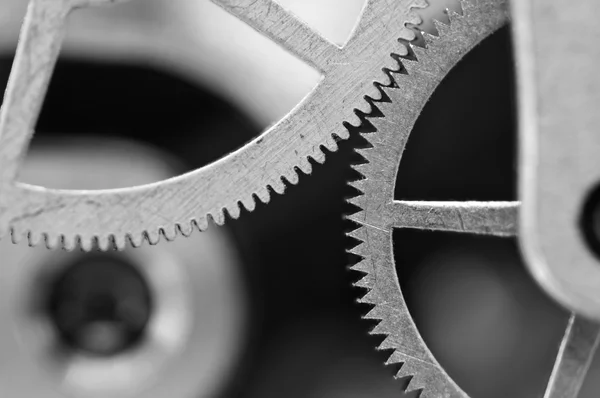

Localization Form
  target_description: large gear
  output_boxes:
[347,1,600,397]
[0,0,429,250]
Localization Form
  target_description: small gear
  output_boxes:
[0,0,429,250]
[346,1,514,396]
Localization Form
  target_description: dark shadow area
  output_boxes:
[395,27,516,202]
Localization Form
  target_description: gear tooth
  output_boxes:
[260,185,273,204]
[398,25,417,43]
[127,233,144,248]
[346,112,363,128]
[285,169,300,185]
[368,85,385,102]
[432,19,451,37]
[381,54,402,76]
[254,186,271,204]
[348,179,366,193]
[354,147,376,160]
[145,229,161,245]
[348,241,367,256]
[162,225,178,241]
[335,127,350,140]
[447,8,462,24]
[177,222,193,238]
[363,103,409,136]
[347,195,367,210]
[381,69,397,87]
[370,310,392,329]
[377,334,397,350]
[411,44,429,62]
[43,233,58,250]
[72,235,83,250]
[113,234,127,250]
[325,135,340,152]
[10,227,23,245]
[358,294,374,306]
[387,350,445,395]
[198,216,210,230]
[27,231,42,247]
[371,93,393,112]
[226,203,242,220]
[96,235,111,251]
[269,178,286,195]
[368,122,390,142]
[378,84,399,102]
[363,84,384,104]
[240,196,257,212]
[395,40,411,57]
[80,237,95,252]
[407,46,439,69]
[364,305,385,321]
[353,274,373,289]
[61,235,77,251]
[401,57,420,75]
[393,361,425,392]
[213,209,225,225]
[296,157,313,175]
[386,347,447,395]
[352,163,372,177]
[357,99,375,117]
[391,360,412,379]
[422,31,439,47]
[403,373,424,393]
[310,150,326,165]
[350,258,371,274]
[360,289,381,305]
[347,227,367,243]
[385,353,402,366]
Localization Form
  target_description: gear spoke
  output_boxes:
[543,314,600,398]
[209,0,341,72]
[0,0,71,185]
[388,200,518,236]
[0,0,134,186]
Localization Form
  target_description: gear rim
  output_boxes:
[0,0,428,250]
[346,1,509,396]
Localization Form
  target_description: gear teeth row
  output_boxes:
[1,0,427,251]
[5,141,341,251]
[346,0,509,396]
[344,0,427,129]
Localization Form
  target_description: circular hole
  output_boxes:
[46,254,153,357]
[581,183,600,258]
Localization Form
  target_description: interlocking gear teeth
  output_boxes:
[346,0,509,396]
[2,0,433,250]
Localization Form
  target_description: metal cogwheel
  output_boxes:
[0,0,428,250]
[347,0,600,397]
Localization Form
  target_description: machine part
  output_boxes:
[0,0,361,126]
[513,0,600,321]
[0,0,428,250]
[0,138,246,398]
[347,0,600,396]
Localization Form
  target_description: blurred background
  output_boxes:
[0,0,598,397]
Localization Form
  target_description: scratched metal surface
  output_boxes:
[347,0,600,397]
[0,0,427,250]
